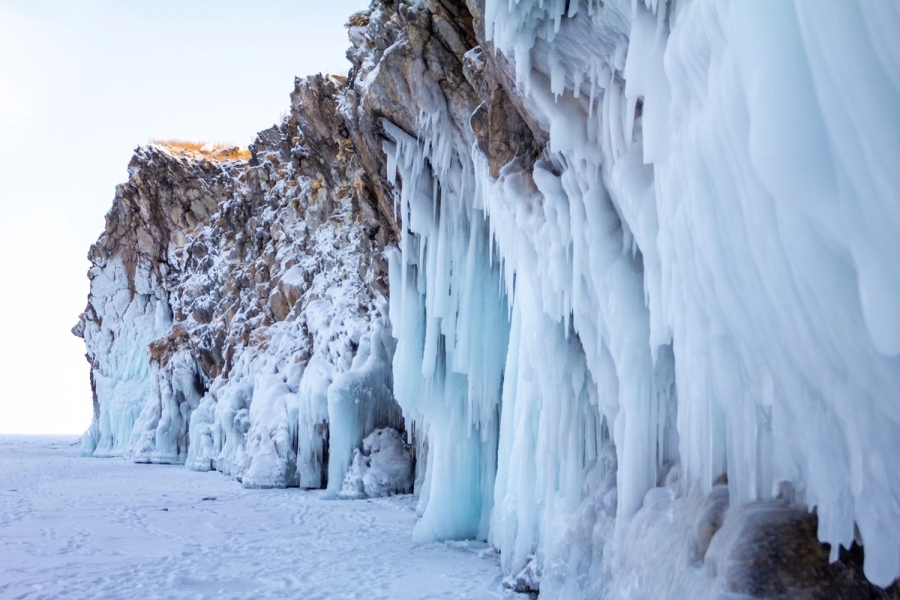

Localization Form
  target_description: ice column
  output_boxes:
[386,120,510,542]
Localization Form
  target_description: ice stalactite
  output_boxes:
[381,0,900,593]
[478,0,900,591]
[384,86,678,597]
[386,118,511,542]
[631,0,900,587]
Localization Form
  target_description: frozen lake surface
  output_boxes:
[0,436,520,600]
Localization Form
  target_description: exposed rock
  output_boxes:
[340,0,544,221]
[503,556,541,596]
[690,484,730,565]
[707,504,900,600]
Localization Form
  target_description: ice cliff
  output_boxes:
[75,1,900,597]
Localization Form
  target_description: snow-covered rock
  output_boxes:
[74,75,403,493]
[339,427,413,499]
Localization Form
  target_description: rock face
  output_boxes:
[75,74,402,490]
[74,0,542,484]
[74,144,238,459]
[76,0,900,598]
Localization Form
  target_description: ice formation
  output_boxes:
[77,257,173,458]
[339,427,414,499]
[384,0,900,594]
[75,0,900,596]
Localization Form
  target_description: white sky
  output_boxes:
[0,0,370,433]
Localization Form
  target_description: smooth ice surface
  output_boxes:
[0,436,525,600]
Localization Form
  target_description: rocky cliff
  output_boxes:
[74,73,401,492]
[76,0,900,598]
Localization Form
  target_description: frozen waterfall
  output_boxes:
[386,0,900,593]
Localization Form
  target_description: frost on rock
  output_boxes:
[339,427,413,499]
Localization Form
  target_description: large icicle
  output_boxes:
[386,119,510,542]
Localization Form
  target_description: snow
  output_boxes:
[0,436,525,600]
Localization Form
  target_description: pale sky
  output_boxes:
[0,0,370,433]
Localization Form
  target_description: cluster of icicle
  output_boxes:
[387,0,900,594]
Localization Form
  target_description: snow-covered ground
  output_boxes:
[0,436,523,600]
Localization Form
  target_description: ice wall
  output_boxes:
[79,257,172,458]
[383,0,900,593]
[131,349,204,464]
[386,118,511,541]
[623,0,900,587]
